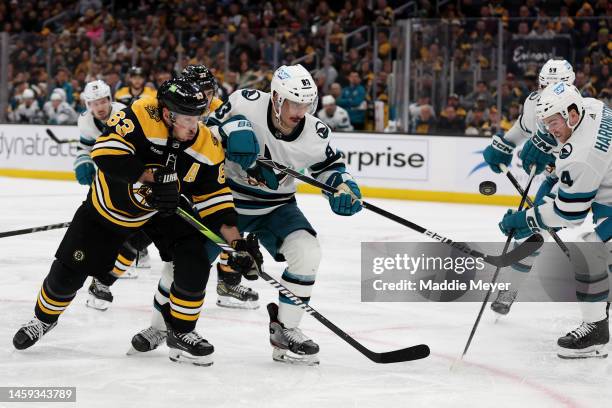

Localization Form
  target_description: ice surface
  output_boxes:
[1,177,610,408]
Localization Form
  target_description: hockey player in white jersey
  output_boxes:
[499,82,611,358]
[483,59,576,316]
[207,64,363,364]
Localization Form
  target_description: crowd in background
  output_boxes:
[1,0,611,135]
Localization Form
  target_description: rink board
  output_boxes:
[0,125,542,205]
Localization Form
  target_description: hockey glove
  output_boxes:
[74,159,95,186]
[217,252,242,286]
[147,167,180,216]
[219,115,259,170]
[227,233,263,280]
[519,129,557,175]
[534,175,559,205]
[324,172,363,216]
[246,163,279,190]
[498,207,546,240]
[483,134,515,173]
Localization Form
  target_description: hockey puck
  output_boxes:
[479,181,497,196]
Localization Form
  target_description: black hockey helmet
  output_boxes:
[181,64,218,93]
[157,77,208,116]
[129,66,144,77]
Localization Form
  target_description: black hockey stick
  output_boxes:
[45,128,78,144]
[457,165,538,362]
[499,164,571,260]
[0,221,71,238]
[175,205,430,364]
[256,158,543,268]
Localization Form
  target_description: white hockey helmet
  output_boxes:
[82,80,112,106]
[538,59,575,89]
[22,89,35,99]
[270,64,318,116]
[535,81,584,130]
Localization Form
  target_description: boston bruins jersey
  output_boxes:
[208,89,352,216]
[114,86,157,106]
[74,102,126,171]
[89,97,235,230]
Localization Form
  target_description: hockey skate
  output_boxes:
[490,289,518,316]
[127,326,167,355]
[216,280,259,309]
[167,329,214,366]
[268,303,319,366]
[557,318,609,359]
[13,317,57,350]
[86,278,113,311]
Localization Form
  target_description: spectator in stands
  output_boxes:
[337,71,366,130]
[410,104,436,134]
[43,90,78,125]
[588,27,611,63]
[445,93,466,120]
[329,82,342,100]
[437,105,465,135]
[10,88,42,124]
[575,70,598,97]
[54,67,74,106]
[464,108,489,136]
[317,95,353,132]
[463,80,494,110]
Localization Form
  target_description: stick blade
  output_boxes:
[375,344,430,363]
[487,233,543,267]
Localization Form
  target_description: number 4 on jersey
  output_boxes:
[560,170,573,187]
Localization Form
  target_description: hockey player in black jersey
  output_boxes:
[12,77,262,366]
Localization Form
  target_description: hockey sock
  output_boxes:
[169,283,204,333]
[278,268,314,328]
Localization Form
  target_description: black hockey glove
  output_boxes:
[147,167,180,216]
[227,233,263,280]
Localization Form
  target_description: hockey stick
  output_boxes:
[175,205,430,364]
[45,128,78,144]
[457,165,538,363]
[499,164,571,260]
[256,158,543,268]
[0,221,71,238]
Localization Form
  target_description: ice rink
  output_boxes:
[1,177,611,408]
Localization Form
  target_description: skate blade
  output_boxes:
[86,296,111,311]
[557,344,608,359]
[168,349,213,367]
[133,263,150,270]
[117,269,140,279]
[272,348,319,366]
[126,346,146,356]
[216,296,260,310]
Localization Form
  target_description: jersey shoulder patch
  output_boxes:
[241,89,261,101]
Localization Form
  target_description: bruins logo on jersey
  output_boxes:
[145,104,162,122]
[131,182,155,210]
[128,164,178,210]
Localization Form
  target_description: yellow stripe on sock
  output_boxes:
[170,309,200,321]
[37,298,63,315]
[40,287,71,307]
[170,293,204,308]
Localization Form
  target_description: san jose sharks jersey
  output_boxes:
[89,97,236,230]
[504,91,543,145]
[208,89,352,216]
[537,98,612,241]
[74,101,126,170]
